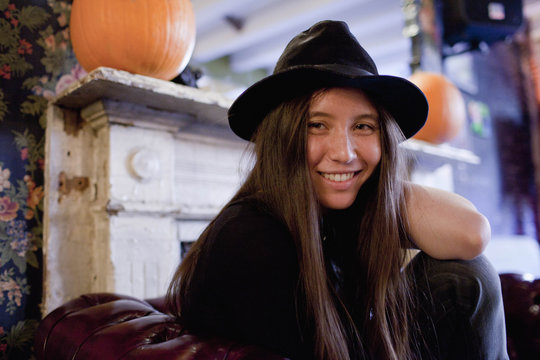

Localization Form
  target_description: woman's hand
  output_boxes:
[405,182,491,260]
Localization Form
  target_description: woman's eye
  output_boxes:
[354,123,377,134]
[308,122,325,130]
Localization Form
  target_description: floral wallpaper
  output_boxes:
[0,1,85,358]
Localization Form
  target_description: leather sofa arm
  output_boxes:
[499,273,540,359]
[34,293,287,360]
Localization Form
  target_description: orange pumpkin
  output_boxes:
[409,71,466,144]
[70,0,196,81]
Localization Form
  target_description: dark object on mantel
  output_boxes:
[171,65,203,88]
[34,273,540,359]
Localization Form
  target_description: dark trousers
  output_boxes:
[408,252,509,360]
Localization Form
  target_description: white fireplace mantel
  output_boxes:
[43,67,248,314]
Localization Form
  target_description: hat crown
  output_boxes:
[274,20,379,75]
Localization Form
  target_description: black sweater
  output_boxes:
[180,200,313,359]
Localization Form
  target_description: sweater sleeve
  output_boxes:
[184,205,309,359]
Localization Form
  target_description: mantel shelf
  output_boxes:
[52,67,232,128]
[402,139,481,165]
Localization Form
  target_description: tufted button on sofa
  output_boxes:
[34,293,287,360]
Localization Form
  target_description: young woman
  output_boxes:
[167,21,508,360]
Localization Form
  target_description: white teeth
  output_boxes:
[322,172,355,182]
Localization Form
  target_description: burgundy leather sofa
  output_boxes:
[500,273,540,360]
[34,293,285,360]
[35,273,540,360]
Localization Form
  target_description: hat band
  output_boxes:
[275,64,377,79]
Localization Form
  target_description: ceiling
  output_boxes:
[191,0,540,94]
[191,0,411,76]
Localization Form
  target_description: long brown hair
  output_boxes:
[167,88,417,360]
[350,103,418,359]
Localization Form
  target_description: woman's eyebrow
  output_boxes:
[355,113,378,121]
[308,111,378,121]
[308,111,332,118]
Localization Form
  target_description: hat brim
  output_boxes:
[228,64,428,141]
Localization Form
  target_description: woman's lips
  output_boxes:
[321,172,354,182]
[317,171,361,188]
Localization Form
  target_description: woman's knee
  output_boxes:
[409,252,503,315]
[409,252,509,359]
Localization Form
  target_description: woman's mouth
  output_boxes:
[319,171,360,182]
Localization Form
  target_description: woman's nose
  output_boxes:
[328,130,357,163]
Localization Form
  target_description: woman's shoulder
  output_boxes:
[216,198,286,233]
[208,198,295,259]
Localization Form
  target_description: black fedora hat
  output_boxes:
[228,20,428,141]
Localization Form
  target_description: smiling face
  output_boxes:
[307,87,382,210]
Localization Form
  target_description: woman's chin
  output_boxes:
[319,195,356,210]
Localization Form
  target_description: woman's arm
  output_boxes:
[405,182,491,260]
